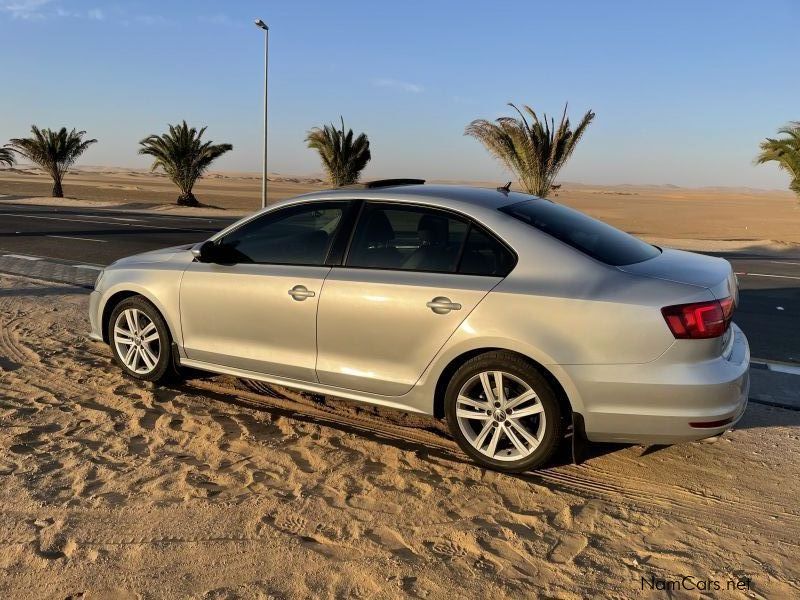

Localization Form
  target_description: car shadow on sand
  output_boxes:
[165,370,799,484]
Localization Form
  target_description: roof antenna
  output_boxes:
[497,181,512,193]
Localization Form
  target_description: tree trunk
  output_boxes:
[52,178,64,198]
[176,191,199,207]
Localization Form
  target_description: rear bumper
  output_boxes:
[567,323,750,444]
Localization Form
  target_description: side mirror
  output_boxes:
[192,240,230,263]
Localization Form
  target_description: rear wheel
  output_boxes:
[444,351,565,472]
[109,296,174,382]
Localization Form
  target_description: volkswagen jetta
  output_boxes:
[89,181,749,471]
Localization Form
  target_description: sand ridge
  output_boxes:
[0,275,798,598]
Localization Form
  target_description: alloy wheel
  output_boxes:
[455,370,546,462]
[113,308,161,375]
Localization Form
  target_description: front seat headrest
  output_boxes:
[417,214,449,246]
[363,210,396,246]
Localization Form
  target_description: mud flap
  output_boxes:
[170,342,182,375]
[571,412,590,465]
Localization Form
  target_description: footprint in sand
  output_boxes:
[548,533,588,564]
[0,458,18,476]
[185,472,225,498]
[366,525,417,560]
[266,511,307,536]
[476,536,538,577]
[346,494,402,515]
[30,518,75,560]
[571,499,604,532]
[285,447,324,473]
[314,522,341,542]
[300,534,363,562]
[138,408,163,431]
[209,412,244,440]
[425,539,469,559]
[474,555,503,575]
[112,384,143,400]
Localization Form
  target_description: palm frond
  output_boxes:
[138,121,233,206]
[305,117,371,186]
[465,103,595,197]
[7,126,97,196]
[0,145,14,167]
[756,122,800,199]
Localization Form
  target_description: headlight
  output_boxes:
[94,269,106,289]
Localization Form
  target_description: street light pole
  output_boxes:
[255,19,269,208]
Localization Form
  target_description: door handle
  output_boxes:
[426,296,462,314]
[288,285,316,301]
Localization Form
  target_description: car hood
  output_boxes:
[108,244,195,268]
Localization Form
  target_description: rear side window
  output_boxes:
[500,199,660,266]
[458,226,515,276]
[346,204,469,272]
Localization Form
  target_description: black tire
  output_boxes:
[444,351,566,472]
[108,296,175,383]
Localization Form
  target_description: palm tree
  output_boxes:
[7,127,97,197]
[465,103,595,197]
[0,145,14,168]
[138,121,233,206]
[756,122,800,198]
[305,117,371,186]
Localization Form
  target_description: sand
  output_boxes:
[1,166,799,249]
[0,274,799,599]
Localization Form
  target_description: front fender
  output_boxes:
[96,267,185,347]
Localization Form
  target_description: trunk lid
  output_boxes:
[619,248,738,304]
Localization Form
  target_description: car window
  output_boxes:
[220,202,347,265]
[500,199,660,266]
[346,204,469,273]
[458,226,515,276]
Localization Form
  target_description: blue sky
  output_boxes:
[0,0,797,188]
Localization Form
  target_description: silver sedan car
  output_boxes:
[89,181,750,471]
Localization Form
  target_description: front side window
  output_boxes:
[220,202,347,265]
[500,199,660,266]
[346,204,469,272]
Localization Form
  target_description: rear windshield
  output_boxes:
[499,199,660,266]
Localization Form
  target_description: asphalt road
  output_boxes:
[0,202,234,264]
[0,202,798,363]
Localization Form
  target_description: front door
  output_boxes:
[180,201,351,381]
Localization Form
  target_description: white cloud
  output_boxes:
[372,78,424,94]
[0,0,54,19]
[1,1,105,20]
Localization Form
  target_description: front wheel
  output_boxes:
[444,351,565,472]
[109,296,174,383]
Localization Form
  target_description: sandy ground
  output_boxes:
[1,166,799,249]
[1,275,799,599]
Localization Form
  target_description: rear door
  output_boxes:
[315,202,515,396]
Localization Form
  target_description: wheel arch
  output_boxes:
[431,347,577,421]
[101,288,179,345]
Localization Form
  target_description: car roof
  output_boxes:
[293,183,537,214]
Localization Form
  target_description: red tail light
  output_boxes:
[661,297,734,339]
